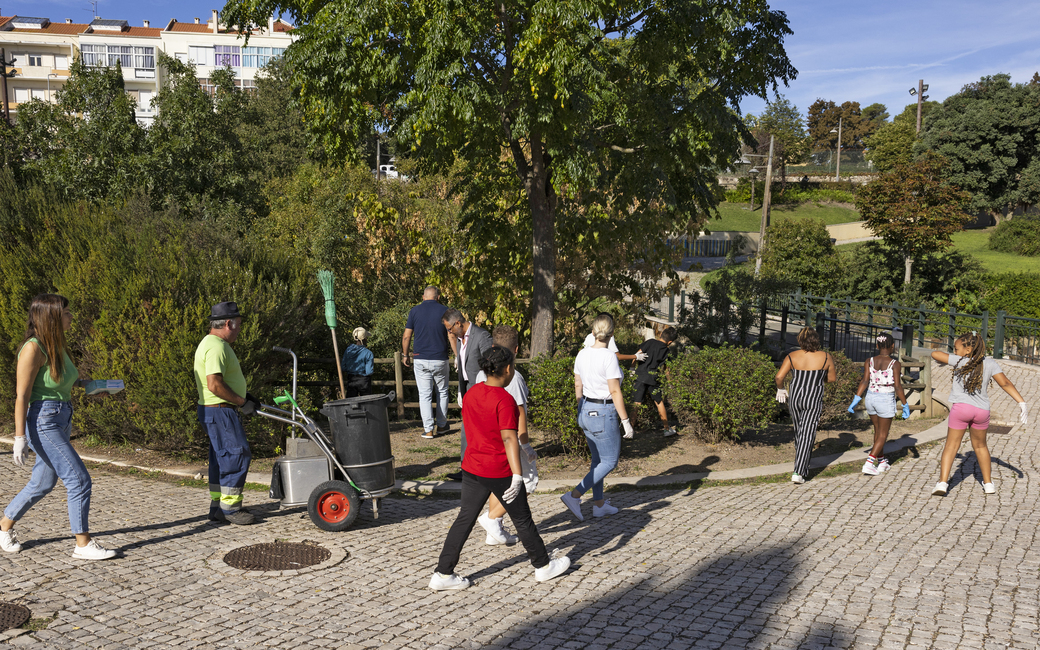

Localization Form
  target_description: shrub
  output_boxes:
[982,272,1040,318]
[724,179,856,205]
[526,354,587,456]
[759,218,842,295]
[818,351,861,423]
[989,217,1040,256]
[661,346,779,444]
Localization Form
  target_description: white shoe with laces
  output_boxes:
[983,482,996,494]
[932,482,948,496]
[560,492,584,521]
[877,458,891,472]
[534,550,571,582]
[71,539,116,560]
[428,572,470,590]
[592,500,619,517]
[0,529,21,553]
[478,512,517,545]
[791,474,805,484]
[862,460,879,476]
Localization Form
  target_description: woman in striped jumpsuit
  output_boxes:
[775,328,837,484]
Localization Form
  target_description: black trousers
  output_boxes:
[345,375,371,398]
[435,470,550,575]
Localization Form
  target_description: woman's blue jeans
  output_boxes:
[576,400,620,501]
[4,401,92,534]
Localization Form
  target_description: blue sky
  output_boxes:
[10,0,1040,123]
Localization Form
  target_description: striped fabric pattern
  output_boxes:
[789,368,828,477]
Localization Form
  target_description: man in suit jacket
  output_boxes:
[441,308,493,473]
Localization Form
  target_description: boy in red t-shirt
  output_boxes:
[428,346,570,590]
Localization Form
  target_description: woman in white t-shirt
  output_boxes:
[930,331,1027,496]
[560,314,634,522]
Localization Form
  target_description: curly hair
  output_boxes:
[952,331,986,395]
[797,327,820,353]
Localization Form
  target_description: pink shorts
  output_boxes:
[948,403,990,430]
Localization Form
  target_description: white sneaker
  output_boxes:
[791,474,805,484]
[932,482,948,496]
[428,572,470,591]
[560,492,584,521]
[0,529,21,553]
[862,460,879,476]
[877,458,891,472]
[983,482,996,494]
[71,539,116,560]
[478,512,516,546]
[534,554,571,582]
[663,427,678,437]
[592,500,619,517]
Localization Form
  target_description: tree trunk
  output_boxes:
[527,134,557,357]
[904,253,913,285]
[991,209,1003,226]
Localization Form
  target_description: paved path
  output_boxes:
[0,368,1038,648]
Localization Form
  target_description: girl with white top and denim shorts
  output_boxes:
[848,333,909,476]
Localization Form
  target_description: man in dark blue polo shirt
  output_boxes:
[402,286,452,438]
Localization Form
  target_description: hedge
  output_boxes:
[982,273,1040,319]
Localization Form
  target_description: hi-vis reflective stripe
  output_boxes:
[220,486,243,508]
[209,484,220,502]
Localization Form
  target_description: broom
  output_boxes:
[318,270,347,400]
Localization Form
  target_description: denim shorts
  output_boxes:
[864,392,896,418]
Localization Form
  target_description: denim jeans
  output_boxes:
[576,400,621,501]
[5,400,92,534]
[413,359,449,432]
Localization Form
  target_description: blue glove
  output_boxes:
[847,395,862,414]
[902,403,910,419]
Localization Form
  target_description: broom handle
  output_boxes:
[330,328,347,400]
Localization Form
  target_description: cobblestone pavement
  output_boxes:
[0,423,1039,648]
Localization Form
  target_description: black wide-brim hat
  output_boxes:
[209,301,243,320]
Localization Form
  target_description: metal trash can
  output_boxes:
[319,392,396,493]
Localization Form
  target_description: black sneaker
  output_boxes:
[446,471,463,481]
[436,424,451,434]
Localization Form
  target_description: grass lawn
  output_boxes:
[707,201,861,233]
[950,227,1040,274]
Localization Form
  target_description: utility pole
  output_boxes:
[755,135,774,276]
[833,116,842,182]
[0,49,16,125]
[375,137,381,180]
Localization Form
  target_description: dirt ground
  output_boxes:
[390,416,942,481]
[0,415,946,483]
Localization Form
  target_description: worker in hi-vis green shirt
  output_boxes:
[193,302,260,525]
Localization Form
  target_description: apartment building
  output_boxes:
[0,8,292,126]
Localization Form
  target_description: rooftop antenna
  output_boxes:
[85,0,98,18]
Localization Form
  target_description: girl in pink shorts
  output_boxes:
[930,332,1028,496]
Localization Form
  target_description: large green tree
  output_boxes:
[917,74,1040,224]
[864,101,939,173]
[807,99,869,151]
[751,95,806,190]
[220,0,797,355]
[13,61,145,202]
[855,153,971,285]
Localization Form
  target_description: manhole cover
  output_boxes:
[989,425,1013,434]
[0,602,31,632]
[223,542,331,571]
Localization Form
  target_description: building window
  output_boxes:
[27,54,43,66]
[214,45,240,67]
[241,47,284,68]
[134,47,155,71]
[14,88,28,102]
[81,44,105,67]
[107,45,132,68]
[188,46,215,67]
[198,77,216,96]
[54,55,69,70]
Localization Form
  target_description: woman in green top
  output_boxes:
[0,294,116,560]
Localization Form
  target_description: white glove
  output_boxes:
[1019,402,1028,425]
[521,443,537,463]
[457,391,463,407]
[501,474,524,504]
[12,437,26,466]
[775,389,788,404]
[635,351,648,361]
[622,418,634,439]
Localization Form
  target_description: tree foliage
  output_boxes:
[855,153,971,284]
[807,99,870,150]
[751,95,807,190]
[220,0,798,355]
[917,74,1040,222]
[758,218,841,295]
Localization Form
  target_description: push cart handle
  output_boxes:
[273,346,291,353]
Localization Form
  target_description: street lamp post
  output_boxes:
[909,80,929,133]
[830,117,842,182]
[748,167,759,211]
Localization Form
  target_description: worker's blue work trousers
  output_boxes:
[197,406,252,514]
